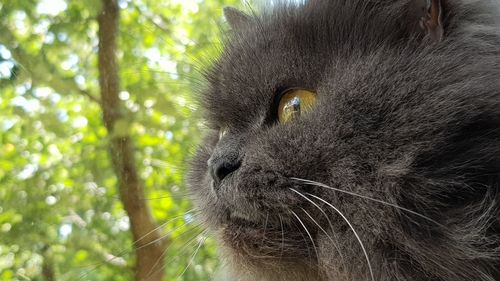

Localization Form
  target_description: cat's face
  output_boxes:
[189,1,500,281]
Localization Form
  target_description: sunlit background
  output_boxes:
[0,0,245,280]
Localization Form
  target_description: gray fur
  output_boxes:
[188,1,500,280]
[224,7,253,31]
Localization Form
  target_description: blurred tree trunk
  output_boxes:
[97,1,166,281]
[41,245,55,281]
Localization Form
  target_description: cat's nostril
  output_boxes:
[210,160,241,184]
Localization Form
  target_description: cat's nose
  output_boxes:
[209,157,241,185]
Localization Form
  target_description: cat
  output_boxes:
[188,0,500,280]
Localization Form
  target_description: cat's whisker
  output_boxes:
[262,212,270,244]
[112,191,194,201]
[291,177,443,227]
[289,188,347,272]
[130,2,218,72]
[121,67,203,80]
[134,219,201,252]
[145,228,208,281]
[278,214,285,260]
[290,210,320,266]
[144,247,169,280]
[120,72,205,88]
[75,210,200,280]
[299,207,328,276]
[305,192,375,281]
[134,223,203,281]
[130,208,200,247]
[175,234,208,280]
[144,225,204,279]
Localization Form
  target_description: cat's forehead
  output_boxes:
[202,1,430,128]
[203,6,339,128]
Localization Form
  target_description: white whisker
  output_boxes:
[292,177,443,227]
[290,210,319,265]
[278,214,285,260]
[262,212,270,244]
[289,188,347,271]
[145,229,208,281]
[175,235,207,280]
[144,226,204,279]
[135,221,201,252]
[306,192,375,281]
[76,210,200,280]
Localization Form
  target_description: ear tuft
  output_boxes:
[223,7,252,31]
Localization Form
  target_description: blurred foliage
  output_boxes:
[0,0,243,280]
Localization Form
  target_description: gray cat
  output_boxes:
[188,1,500,280]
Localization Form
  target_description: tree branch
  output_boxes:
[41,245,56,281]
[97,1,166,281]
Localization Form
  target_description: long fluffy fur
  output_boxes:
[189,1,500,280]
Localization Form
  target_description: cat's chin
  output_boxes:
[217,237,324,281]
[217,213,315,262]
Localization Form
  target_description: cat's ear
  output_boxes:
[410,0,445,42]
[224,7,252,31]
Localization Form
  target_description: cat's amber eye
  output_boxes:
[277,89,317,123]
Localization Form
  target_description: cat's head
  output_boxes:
[188,1,500,280]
